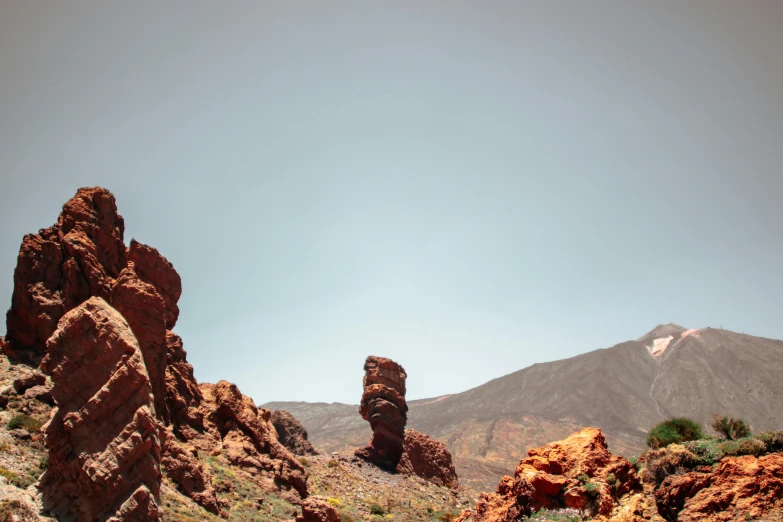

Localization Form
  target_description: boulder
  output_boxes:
[397,429,459,488]
[295,496,341,522]
[271,410,319,456]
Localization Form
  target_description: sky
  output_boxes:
[1,1,781,405]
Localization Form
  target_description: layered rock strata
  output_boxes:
[39,297,164,521]
[354,356,408,470]
[272,410,319,456]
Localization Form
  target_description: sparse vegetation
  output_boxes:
[369,503,385,515]
[583,481,600,497]
[327,458,339,468]
[712,415,751,441]
[524,508,585,521]
[298,456,310,466]
[756,430,783,452]
[646,418,704,449]
[6,414,44,432]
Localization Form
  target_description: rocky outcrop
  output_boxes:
[201,381,308,499]
[655,453,783,521]
[463,428,640,521]
[2,187,311,517]
[354,356,408,470]
[2,187,126,363]
[397,429,458,488]
[294,496,341,522]
[39,297,163,521]
[272,410,319,456]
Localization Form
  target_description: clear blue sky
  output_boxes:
[1,1,781,405]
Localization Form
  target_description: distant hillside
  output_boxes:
[265,325,783,494]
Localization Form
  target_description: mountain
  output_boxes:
[264,324,783,494]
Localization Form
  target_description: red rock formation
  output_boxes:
[39,297,163,521]
[272,410,319,456]
[2,187,308,516]
[397,429,459,488]
[3,187,126,363]
[201,381,308,500]
[294,496,341,522]
[465,428,640,521]
[355,356,408,470]
[655,453,783,522]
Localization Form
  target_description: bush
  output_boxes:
[297,457,310,467]
[327,459,339,468]
[720,437,766,457]
[576,473,590,484]
[368,503,384,516]
[755,431,783,453]
[712,415,751,440]
[524,508,585,521]
[7,414,44,432]
[646,418,704,449]
[583,481,600,497]
[643,445,699,485]
[684,439,725,465]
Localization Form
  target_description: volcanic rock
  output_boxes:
[39,297,163,521]
[161,429,227,516]
[397,429,459,488]
[272,410,319,456]
[294,496,341,522]
[201,380,308,499]
[3,187,126,363]
[656,453,783,521]
[12,371,46,394]
[354,356,408,470]
[466,428,640,520]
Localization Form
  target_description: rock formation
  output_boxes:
[294,496,341,522]
[655,453,783,521]
[397,429,459,488]
[39,297,164,521]
[1,187,310,517]
[355,356,408,470]
[272,410,319,456]
[459,428,640,521]
[2,188,127,363]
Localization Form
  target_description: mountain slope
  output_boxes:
[265,324,783,494]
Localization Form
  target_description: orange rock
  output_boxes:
[39,297,163,521]
[658,453,783,521]
[469,428,640,521]
[397,429,459,488]
[294,496,341,522]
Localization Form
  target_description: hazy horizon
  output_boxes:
[1,2,782,405]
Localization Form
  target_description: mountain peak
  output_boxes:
[637,324,687,358]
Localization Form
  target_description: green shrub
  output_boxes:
[646,418,704,449]
[712,415,751,440]
[576,473,590,484]
[583,481,600,497]
[684,439,725,465]
[525,508,585,521]
[7,414,44,432]
[756,431,783,453]
[368,503,384,515]
[721,437,766,457]
[327,459,339,468]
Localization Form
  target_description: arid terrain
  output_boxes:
[267,324,783,494]
[0,188,782,522]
